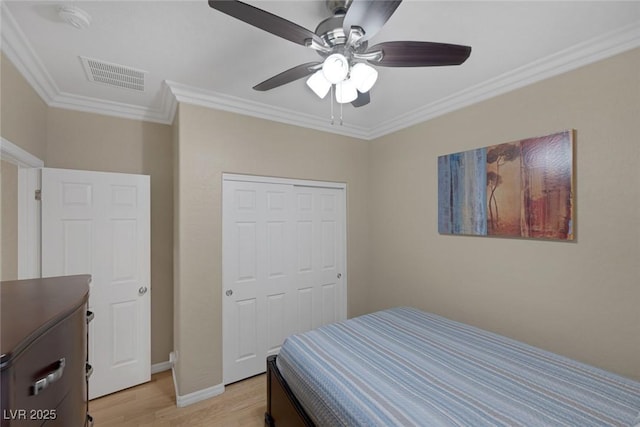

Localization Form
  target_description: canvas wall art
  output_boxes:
[438,130,574,240]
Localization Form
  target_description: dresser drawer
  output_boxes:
[6,305,86,426]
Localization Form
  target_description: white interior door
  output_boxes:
[293,186,345,331]
[222,180,296,384]
[222,176,346,384]
[41,168,150,399]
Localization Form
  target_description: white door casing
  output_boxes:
[41,168,150,399]
[0,137,44,280]
[222,175,346,384]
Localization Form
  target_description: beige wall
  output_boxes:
[4,39,638,403]
[368,48,640,380]
[1,55,47,282]
[1,54,174,364]
[1,54,47,161]
[1,160,18,280]
[173,104,371,394]
[45,108,174,365]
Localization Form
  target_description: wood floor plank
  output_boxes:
[89,371,266,426]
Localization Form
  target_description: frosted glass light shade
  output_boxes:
[322,53,349,84]
[350,63,378,93]
[335,79,357,104]
[306,70,331,99]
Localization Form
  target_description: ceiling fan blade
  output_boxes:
[351,91,370,108]
[208,0,325,48]
[343,0,402,42]
[253,62,322,91]
[366,41,471,67]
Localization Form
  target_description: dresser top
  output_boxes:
[1,275,90,368]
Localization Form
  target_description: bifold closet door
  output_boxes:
[292,186,346,332]
[222,180,296,384]
[222,178,346,384]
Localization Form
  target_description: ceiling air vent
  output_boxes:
[80,56,146,92]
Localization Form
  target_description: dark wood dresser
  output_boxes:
[1,275,92,427]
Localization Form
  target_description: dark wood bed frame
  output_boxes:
[265,355,316,427]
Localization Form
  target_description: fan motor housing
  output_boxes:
[315,15,346,49]
[315,14,367,59]
[326,0,352,15]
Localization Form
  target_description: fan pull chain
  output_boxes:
[330,85,334,125]
[328,85,345,126]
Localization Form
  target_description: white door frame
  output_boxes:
[0,137,43,279]
[222,173,348,321]
[223,173,347,191]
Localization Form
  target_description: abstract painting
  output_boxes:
[438,130,574,240]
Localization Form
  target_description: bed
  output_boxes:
[265,307,640,427]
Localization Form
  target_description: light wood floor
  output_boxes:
[89,371,266,426]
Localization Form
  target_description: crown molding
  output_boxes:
[1,3,176,125]
[2,0,638,140]
[1,2,58,105]
[46,83,177,125]
[165,80,370,139]
[368,20,640,140]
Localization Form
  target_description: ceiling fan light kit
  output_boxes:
[335,79,358,104]
[322,53,350,84]
[350,62,378,93]
[306,53,379,105]
[208,0,471,122]
[306,70,332,99]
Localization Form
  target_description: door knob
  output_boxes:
[138,286,148,296]
[226,289,233,296]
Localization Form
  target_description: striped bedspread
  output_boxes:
[277,307,640,426]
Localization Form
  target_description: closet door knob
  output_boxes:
[226,289,233,297]
[138,286,148,296]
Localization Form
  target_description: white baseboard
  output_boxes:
[151,360,172,374]
[168,351,225,407]
[176,383,225,408]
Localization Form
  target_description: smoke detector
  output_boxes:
[58,5,91,30]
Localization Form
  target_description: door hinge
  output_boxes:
[35,189,42,201]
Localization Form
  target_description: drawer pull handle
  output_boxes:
[86,363,94,379]
[32,358,65,396]
[86,310,95,323]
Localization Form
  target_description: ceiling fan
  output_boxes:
[208,0,472,108]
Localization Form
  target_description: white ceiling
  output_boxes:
[2,1,639,139]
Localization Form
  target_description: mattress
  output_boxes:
[276,307,640,426]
